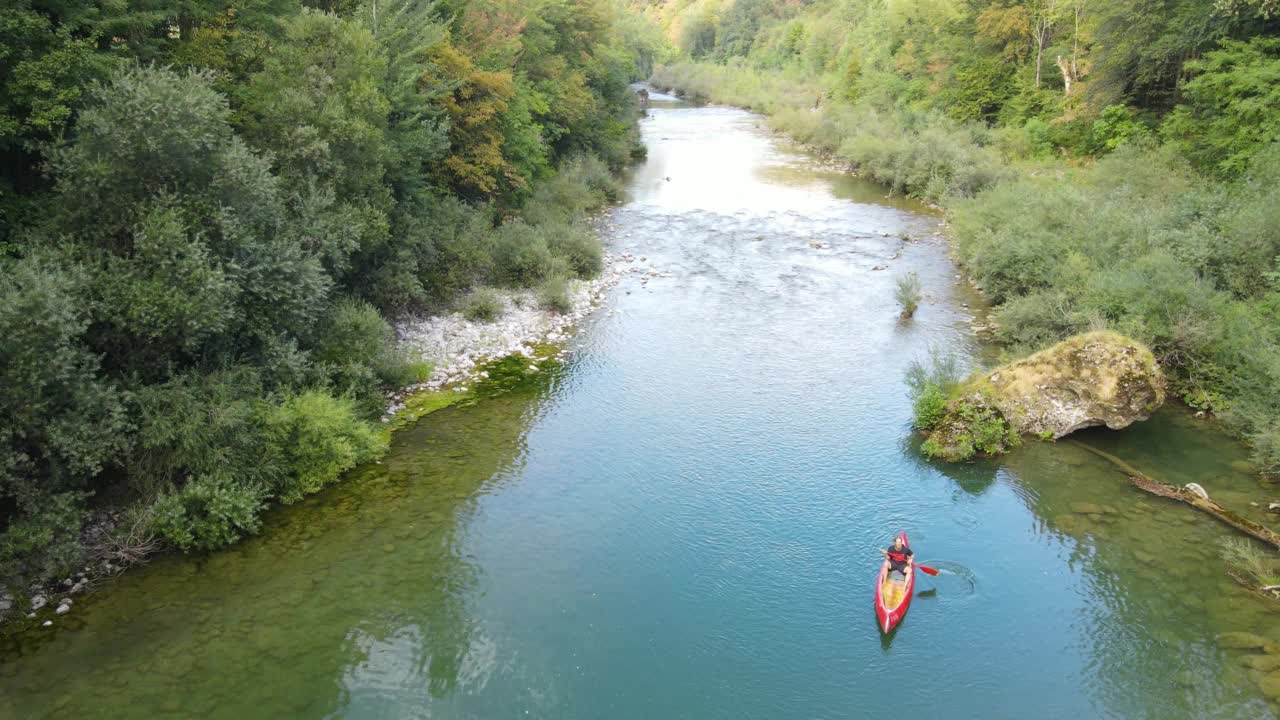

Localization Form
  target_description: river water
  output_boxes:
[2,92,1278,719]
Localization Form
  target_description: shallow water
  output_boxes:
[2,92,1278,720]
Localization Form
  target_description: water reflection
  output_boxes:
[0,376,553,719]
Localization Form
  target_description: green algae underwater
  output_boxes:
[1,92,1278,720]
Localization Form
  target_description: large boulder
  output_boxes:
[983,331,1165,439]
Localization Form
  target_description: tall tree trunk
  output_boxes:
[1072,2,1081,79]
[1035,39,1043,88]
[1056,55,1073,94]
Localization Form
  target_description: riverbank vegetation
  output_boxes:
[1220,537,1280,594]
[641,0,1280,477]
[894,272,922,319]
[1,0,661,597]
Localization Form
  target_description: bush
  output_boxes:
[490,221,557,287]
[905,352,962,430]
[0,493,86,593]
[920,393,1019,462]
[127,368,278,499]
[1090,105,1152,154]
[149,475,265,552]
[312,298,394,368]
[912,385,949,430]
[895,272,923,318]
[1,253,132,508]
[461,287,504,322]
[1219,536,1280,586]
[538,273,573,314]
[312,298,426,398]
[546,223,604,278]
[261,391,388,504]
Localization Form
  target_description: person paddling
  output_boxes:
[879,535,914,581]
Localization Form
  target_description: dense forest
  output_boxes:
[644,0,1280,477]
[0,0,665,595]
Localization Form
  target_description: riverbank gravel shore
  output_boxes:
[384,247,668,420]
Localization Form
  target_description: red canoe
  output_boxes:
[874,532,915,634]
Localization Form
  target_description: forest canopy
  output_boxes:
[0,0,659,593]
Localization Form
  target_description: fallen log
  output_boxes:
[1070,441,1280,549]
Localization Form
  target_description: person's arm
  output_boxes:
[879,548,888,557]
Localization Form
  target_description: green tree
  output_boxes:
[1161,36,1280,175]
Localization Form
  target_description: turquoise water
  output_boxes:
[1,92,1278,720]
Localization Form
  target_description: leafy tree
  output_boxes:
[0,253,131,508]
[239,9,393,282]
[425,39,519,196]
[1161,36,1280,175]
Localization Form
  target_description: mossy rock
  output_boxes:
[982,331,1166,439]
[1071,502,1106,515]
[918,331,1162,463]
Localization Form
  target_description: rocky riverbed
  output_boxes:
[384,248,670,419]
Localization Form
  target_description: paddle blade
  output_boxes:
[916,564,939,576]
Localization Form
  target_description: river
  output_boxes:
[1,91,1277,720]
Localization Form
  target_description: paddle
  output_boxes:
[877,555,939,576]
[884,531,940,576]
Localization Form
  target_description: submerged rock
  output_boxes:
[1217,631,1271,650]
[1244,654,1280,672]
[984,331,1165,439]
[1260,673,1280,699]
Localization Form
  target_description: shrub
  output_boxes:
[461,287,504,322]
[920,393,1019,462]
[905,352,962,430]
[912,385,949,430]
[0,493,86,593]
[1219,536,1280,586]
[895,272,923,318]
[261,391,388,504]
[539,273,573,314]
[311,298,426,398]
[1089,105,1152,154]
[313,298,394,368]
[127,368,278,499]
[149,476,265,552]
[546,223,604,278]
[1,253,132,507]
[490,221,557,287]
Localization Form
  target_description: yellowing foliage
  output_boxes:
[426,41,518,196]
